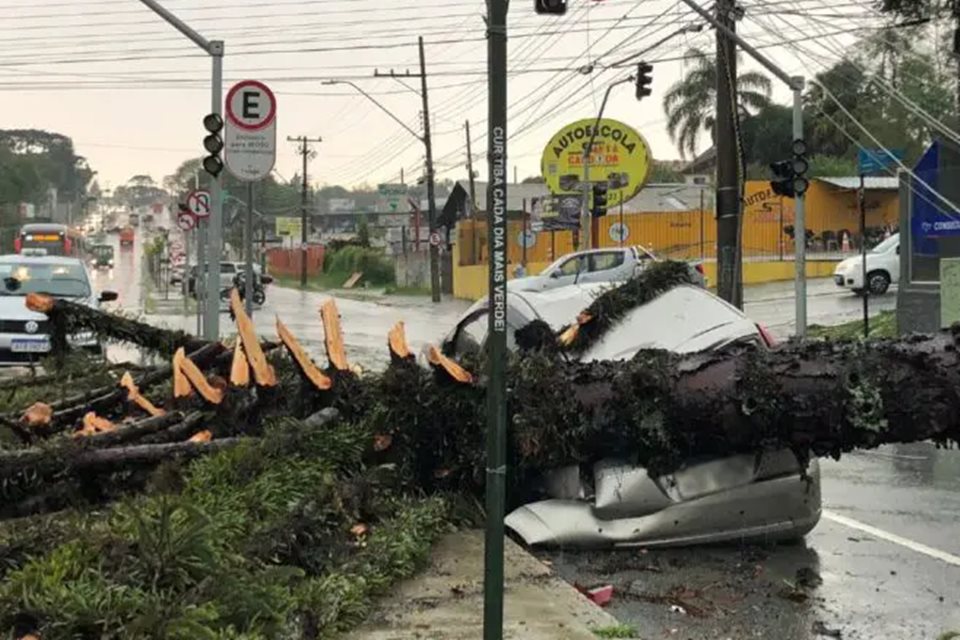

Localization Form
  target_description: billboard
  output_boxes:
[327,198,355,214]
[540,117,652,209]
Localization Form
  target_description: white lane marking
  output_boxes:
[824,510,960,567]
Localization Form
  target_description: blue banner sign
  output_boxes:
[858,148,904,175]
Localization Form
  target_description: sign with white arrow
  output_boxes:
[224,80,277,182]
[186,190,211,219]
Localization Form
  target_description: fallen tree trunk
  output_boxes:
[0,437,240,479]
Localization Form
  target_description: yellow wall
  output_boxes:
[456,180,900,265]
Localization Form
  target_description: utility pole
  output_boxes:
[466,120,477,210]
[484,3,508,638]
[330,36,440,302]
[714,0,741,308]
[287,135,322,287]
[138,0,223,340]
[677,0,808,333]
[418,36,442,303]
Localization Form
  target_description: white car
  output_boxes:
[509,246,706,293]
[833,233,899,295]
[442,283,820,548]
[0,256,118,365]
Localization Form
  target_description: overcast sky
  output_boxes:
[1,0,886,192]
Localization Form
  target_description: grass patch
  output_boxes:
[808,310,897,340]
[593,623,639,638]
[384,284,431,296]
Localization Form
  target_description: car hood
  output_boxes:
[0,294,95,321]
[835,256,862,272]
[507,276,543,292]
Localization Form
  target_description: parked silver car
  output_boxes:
[509,246,706,293]
[443,283,820,548]
[0,256,118,365]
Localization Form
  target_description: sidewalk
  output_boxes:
[344,530,631,640]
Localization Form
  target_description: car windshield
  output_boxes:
[0,262,91,298]
[871,234,898,254]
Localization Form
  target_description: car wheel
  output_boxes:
[867,270,891,296]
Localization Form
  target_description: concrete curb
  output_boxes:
[344,530,627,640]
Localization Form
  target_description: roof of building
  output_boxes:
[471,181,711,213]
[815,176,900,190]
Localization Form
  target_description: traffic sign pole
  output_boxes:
[223,79,278,317]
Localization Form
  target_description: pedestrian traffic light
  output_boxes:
[202,113,224,178]
[636,62,653,100]
[535,0,566,14]
[592,183,609,218]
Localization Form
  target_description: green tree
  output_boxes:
[663,48,773,159]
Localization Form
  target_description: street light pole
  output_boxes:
[484,2,508,637]
[581,76,635,251]
[138,0,223,341]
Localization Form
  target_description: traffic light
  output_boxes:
[636,62,653,100]
[770,139,810,198]
[791,138,809,196]
[770,160,795,198]
[535,0,566,14]
[592,183,609,218]
[202,113,224,178]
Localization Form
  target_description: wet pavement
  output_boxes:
[539,443,960,639]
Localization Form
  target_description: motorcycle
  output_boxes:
[220,270,266,306]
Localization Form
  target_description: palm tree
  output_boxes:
[663,48,773,159]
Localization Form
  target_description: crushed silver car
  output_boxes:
[443,283,821,548]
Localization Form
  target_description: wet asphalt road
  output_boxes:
[92,230,947,639]
[539,443,960,639]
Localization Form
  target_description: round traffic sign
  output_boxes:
[186,190,211,219]
[225,80,277,131]
[517,229,537,248]
[177,211,196,231]
[609,222,630,243]
[429,231,442,247]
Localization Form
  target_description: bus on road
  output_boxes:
[14,223,84,257]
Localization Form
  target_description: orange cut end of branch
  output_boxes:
[230,289,278,387]
[20,401,53,428]
[558,324,580,347]
[427,345,473,384]
[388,321,412,360]
[119,371,165,417]
[188,430,213,443]
[276,317,332,390]
[74,411,116,438]
[178,352,224,405]
[25,292,54,313]
[229,335,251,387]
[320,298,349,371]
[172,347,192,399]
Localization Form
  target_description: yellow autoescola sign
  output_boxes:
[540,117,652,208]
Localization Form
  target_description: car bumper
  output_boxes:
[834,271,862,289]
[0,332,101,367]
[506,454,822,548]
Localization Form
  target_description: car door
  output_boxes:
[889,241,901,284]
[542,254,588,290]
[580,250,628,284]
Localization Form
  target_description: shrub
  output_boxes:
[325,246,395,286]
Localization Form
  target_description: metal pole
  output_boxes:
[196,223,205,335]
[581,78,634,252]
[522,198,528,266]
[420,36,442,303]
[793,79,808,338]
[245,182,255,317]
[466,120,477,209]
[700,188,706,260]
[484,0,508,637]
[715,0,741,308]
[301,136,309,287]
[619,200,624,247]
[779,198,785,261]
[261,218,267,274]
[860,173,869,336]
